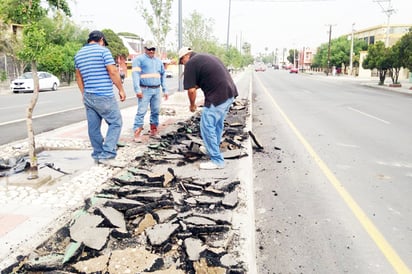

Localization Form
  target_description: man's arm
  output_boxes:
[107,64,126,102]
[75,69,84,95]
[187,86,198,112]
[131,58,143,98]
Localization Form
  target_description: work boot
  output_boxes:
[150,124,161,139]
[134,127,143,142]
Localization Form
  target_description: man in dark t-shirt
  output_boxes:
[179,47,238,170]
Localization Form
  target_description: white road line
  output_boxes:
[348,107,390,124]
[0,106,83,126]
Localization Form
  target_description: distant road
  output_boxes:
[0,78,179,145]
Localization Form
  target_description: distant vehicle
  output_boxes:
[10,71,60,93]
[273,64,280,70]
[290,67,298,74]
[165,70,173,78]
[254,64,266,72]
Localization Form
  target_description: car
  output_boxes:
[289,67,298,73]
[255,66,266,72]
[165,70,173,78]
[10,71,60,93]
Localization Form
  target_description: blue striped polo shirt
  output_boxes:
[74,43,115,96]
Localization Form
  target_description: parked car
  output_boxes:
[165,70,173,78]
[289,67,298,74]
[10,71,60,93]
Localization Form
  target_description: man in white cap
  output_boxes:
[132,41,168,142]
[178,47,238,170]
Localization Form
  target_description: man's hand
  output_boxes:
[119,90,126,102]
[163,93,169,101]
[136,92,143,99]
[190,103,197,112]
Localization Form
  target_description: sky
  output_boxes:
[69,0,411,54]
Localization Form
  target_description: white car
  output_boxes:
[10,71,60,93]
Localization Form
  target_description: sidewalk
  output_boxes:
[0,73,257,272]
[305,70,412,94]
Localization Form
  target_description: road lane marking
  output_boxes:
[256,77,411,274]
[348,107,390,124]
[0,106,83,126]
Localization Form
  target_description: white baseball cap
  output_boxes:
[178,47,193,60]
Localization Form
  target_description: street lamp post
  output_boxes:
[349,23,355,76]
[226,0,232,51]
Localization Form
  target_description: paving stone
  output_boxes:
[146,222,180,246]
[126,188,170,202]
[220,253,238,267]
[154,208,178,223]
[135,213,157,235]
[69,213,110,250]
[104,197,145,211]
[184,237,206,261]
[95,206,127,233]
[72,253,109,273]
[183,216,216,226]
[24,254,65,271]
[108,247,161,273]
[222,190,239,208]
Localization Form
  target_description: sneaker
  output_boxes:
[134,128,143,143]
[150,124,161,139]
[199,161,224,170]
[97,158,127,168]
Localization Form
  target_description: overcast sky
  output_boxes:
[69,0,411,54]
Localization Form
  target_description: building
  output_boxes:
[349,24,412,79]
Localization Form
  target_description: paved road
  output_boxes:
[252,69,412,273]
[0,78,179,145]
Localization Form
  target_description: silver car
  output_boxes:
[10,71,60,93]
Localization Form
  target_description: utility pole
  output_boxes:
[226,0,232,51]
[374,0,395,47]
[349,23,355,76]
[178,0,183,91]
[326,24,334,76]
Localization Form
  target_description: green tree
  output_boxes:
[362,41,390,85]
[387,43,402,84]
[313,37,367,72]
[102,29,129,60]
[287,49,299,67]
[182,10,218,53]
[397,28,412,72]
[0,0,70,179]
[138,0,173,56]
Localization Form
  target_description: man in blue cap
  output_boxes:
[74,30,126,163]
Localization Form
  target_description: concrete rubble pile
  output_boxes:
[2,99,252,274]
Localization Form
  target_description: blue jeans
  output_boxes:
[83,93,123,160]
[200,97,234,166]
[133,88,161,130]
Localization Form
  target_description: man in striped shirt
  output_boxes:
[74,30,126,163]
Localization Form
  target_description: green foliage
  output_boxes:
[397,27,412,71]
[362,41,390,85]
[181,10,251,69]
[139,0,173,49]
[17,23,47,62]
[312,36,367,69]
[101,29,129,59]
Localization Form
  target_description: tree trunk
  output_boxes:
[26,61,40,180]
[378,69,386,85]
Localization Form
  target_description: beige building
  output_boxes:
[350,24,412,79]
